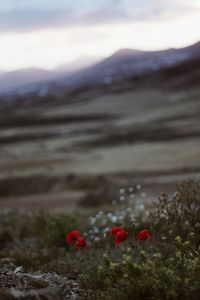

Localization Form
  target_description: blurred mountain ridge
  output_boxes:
[0,41,200,96]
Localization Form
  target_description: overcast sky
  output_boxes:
[0,0,200,71]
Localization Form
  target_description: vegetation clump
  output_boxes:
[79,181,200,300]
[0,180,200,299]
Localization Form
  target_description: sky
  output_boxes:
[0,0,200,71]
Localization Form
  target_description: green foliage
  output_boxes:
[80,181,200,299]
[35,210,80,247]
[149,180,200,243]
[0,210,83,270]
[80,235,200,300]
[1,180,200,299]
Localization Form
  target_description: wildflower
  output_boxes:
[136,229,151,241]
[107,213,113,218]
[89,217,96,225]
[76,237,87,248]
[104,227,110,233]
[118,216,124,221]
[120,188,125,194]
[93,226,99,234]
[126,207,132,213]
[111,216,117,223]
[102,218,108,225]
[109,227,124,237]
[139,204,145,210]
[114,230,128,245]
[66,230,80,244]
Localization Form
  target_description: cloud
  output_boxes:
[0,9,74,33]
[0,0,199,33]
[0,6,130,33]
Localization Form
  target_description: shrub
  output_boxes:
[79,181,200,300]
[81,235,200,300]
[35,210,81,248]
[149,180,200,243]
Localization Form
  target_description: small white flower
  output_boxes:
[89,217,96,225]
[102,219,108,225]
[120,188,125,194]
[126,207,132,213]
[93,226,99,234]
[136,184,142,190]
[107,213,113,218]
[111,216,118,223]
[103,227,110,233]
[139,204,145,210]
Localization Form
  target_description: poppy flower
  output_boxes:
[76,237,87,248]
[114,230,128,245]
[109,227,124,237]
[66,230,80,244]
[136,229,151,241]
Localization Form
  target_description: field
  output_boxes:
[1,76,200,212]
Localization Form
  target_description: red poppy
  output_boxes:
[136,229,151,241]
[109,227,124,237]
[114,230,128,245]
[66,230,80,244]
[76,237,87,248]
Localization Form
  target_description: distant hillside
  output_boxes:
[74,41,200,85]
[48,41,200,93]
[102,56,200,92]
[0,41,200,95]
[0,68,53,93]
[152,57,200,89]
[0,57,102,94]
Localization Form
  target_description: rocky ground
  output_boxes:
[0,262,88,299]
